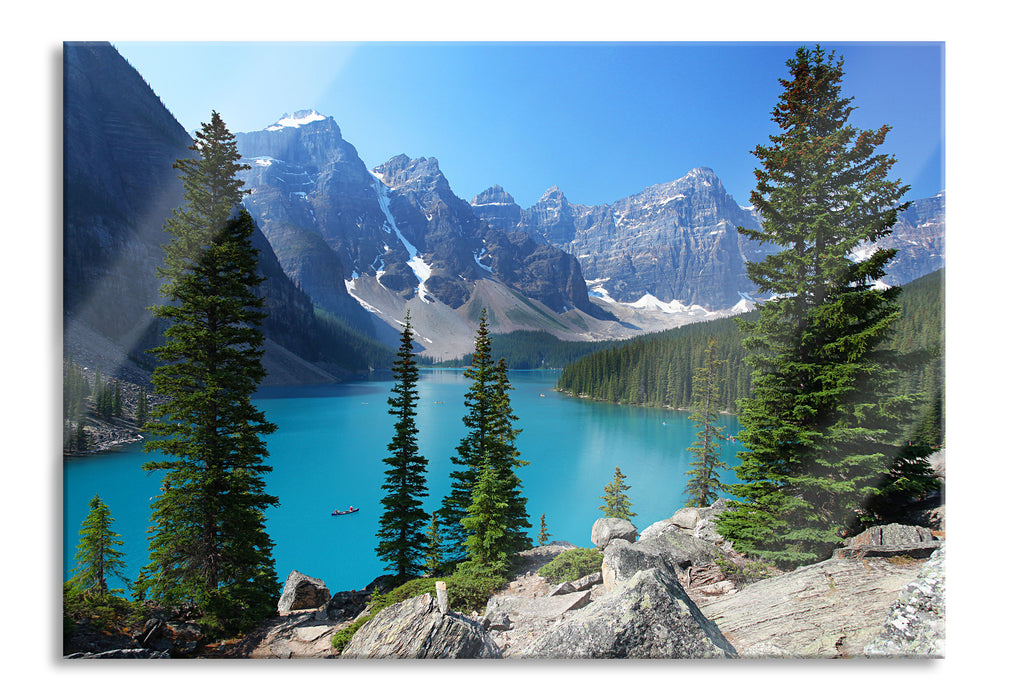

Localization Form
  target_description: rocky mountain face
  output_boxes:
[475,168,771,310]
[853,191,946,286]
[65,45,946,370]
[62,44,379,384]
[236,115,616,358]
[63,41,191,349]
[474,171,946,313]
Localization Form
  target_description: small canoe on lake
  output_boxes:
[332,507,359,516]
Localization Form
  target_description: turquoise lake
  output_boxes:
[63,369,741,595]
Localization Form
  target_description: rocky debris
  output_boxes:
[65,648,171,659]
[522,559,736,658]
[640,499,731,549]
[633,514,727,573]
[697,555,925,657]
[833,523,941,560]
[548,571,602,597]
[864,543,945,658]
[590,518,638,549]
[277,570,330,614]
[510,541,578,576]
[238,609,344,659]
[340,593,502,658]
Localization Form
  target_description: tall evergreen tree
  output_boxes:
[139,111,279,634]
[437,309,498,558]
[69,494,127,595]
[684,338,727,507]
[376,313,430,582]
[599,466,636,521]
[717,46,921,567]
[486,358,532,554]
[439,310,532,560]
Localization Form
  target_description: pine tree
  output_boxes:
[424,513,443,576]
[69,494,127,595]
[537,513,550,547]
[113,381,123,418]
[684,338,727,507]
[140,111,279,634]
[375,313,429,582]
[599,466,636,521]
[485,358,532,554]
[439,311,532,561]
[717,46,920,567]
[437,309,497,558]
[135,387,149,427]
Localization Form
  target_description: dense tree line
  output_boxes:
[556,268,943,432]
[438,330,621,370]
[556,313,754,411]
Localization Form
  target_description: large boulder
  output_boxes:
[641,499,730,547]
[864,543,945,658]
[634,518,726,572]
[340,593,502,659]
[590,518,637,549]
[277,570,330,614]
[522,558,736,658]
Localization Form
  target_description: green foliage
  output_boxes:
[135,387,149,427]
[140,111,279,636]
[537,548,604,584]
[599,466,637,521]
[684,338,728,507]
[63,580,146,635]
[717,46,923,568]
[63,357,90,424]
[309,306,396,372]
[68,494,127,595]
[376,313,429,582]
[440,330,622,369]
[714,554,779,587]
[423,513,443,576]
[557,313,754,411]
[461,461,512,571]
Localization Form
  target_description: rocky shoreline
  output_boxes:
[65,487,946,659]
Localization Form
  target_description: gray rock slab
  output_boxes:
[698,556,924,658]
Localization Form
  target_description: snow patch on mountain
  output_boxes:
[265,110,327,131]
[370,172,433,303]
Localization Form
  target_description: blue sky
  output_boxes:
[113,41,943,209]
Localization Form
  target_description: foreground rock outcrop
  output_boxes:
[864,543,945,658]
[521,534,736,658]
[697,555,926,657]
[340,593,501,658]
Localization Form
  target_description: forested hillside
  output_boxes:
[557,269,944,430]
[435,330,623,370]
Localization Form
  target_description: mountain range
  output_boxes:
[63,43,946,379]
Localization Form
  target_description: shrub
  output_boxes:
[714,554,778,586]
[537,548,603,584]
[63,580,146,635]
